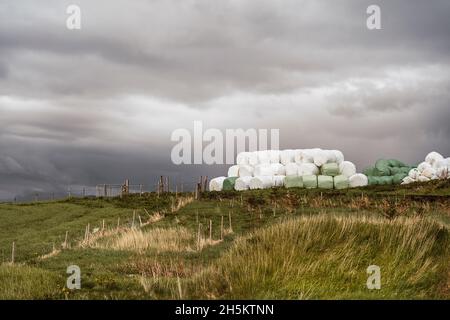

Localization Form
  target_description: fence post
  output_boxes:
[209,219,212,241]
[64,231,68,249]
[11,242,15,264]
[221,216,224,240]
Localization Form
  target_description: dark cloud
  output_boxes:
[0,0,449,200]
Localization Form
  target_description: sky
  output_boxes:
[0,0,449,200]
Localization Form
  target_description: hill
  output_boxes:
[0,180,449,299]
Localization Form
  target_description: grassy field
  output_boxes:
[0,180,449,299]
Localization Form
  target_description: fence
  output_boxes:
[4,176,210,203]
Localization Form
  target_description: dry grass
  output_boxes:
[181,214,449,299]
[98,227,196,253]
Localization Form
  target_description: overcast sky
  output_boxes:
[1,0,449,200]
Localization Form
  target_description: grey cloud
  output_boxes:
[0,0,449,200]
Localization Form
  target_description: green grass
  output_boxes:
[0,264,64,299]
[0,181,449,300]
[178,215,449,299]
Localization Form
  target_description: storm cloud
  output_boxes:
[0,0,449,200]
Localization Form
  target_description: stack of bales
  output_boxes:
[363,159,414,185]
[402,152,450,184]
[209,149,369,191]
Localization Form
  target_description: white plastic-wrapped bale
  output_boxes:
[248,151,259,166]
[436,166,449,179]
[269,150,281,163]
[285,163,299,176]
[209,177,226,191]
[227,165,240,177]
[314,149,336,167]
[254,164,274,176]
[418,175,430,182]
[348,174,368,188]
[418,162,432,172]
[236,152,250,165]
[270,163,286,176]
[280,149,295,165]
[293,149,304,164]
[249,176,273,190]
[234,176,253,191]
[339,161,356,178]
[257,150,271,164]
[296,149,315,164]
[313,151,328,167]
[401,176,415,184]
[421,167,436,179]
[273,175,286,187]
[332,150,345,164]
[298,163,319,176]
[238,165,254,177]
[425,151,444,168]
[408,168,420,180]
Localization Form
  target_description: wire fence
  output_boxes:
[3,176,210,203]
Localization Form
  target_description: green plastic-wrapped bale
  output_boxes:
[284,176,303,188]
[222,177,238,191]
[364,166,382,177]
[368,176,380,185]
[375,159,391,176]
[303,175,318,189]
[334,175,350,189]
[378,176,393,185]
[392,173,408,184]
[317,175,333,189]
[320,163,340,176]
[389,167,402,175]
[388,159,406,167]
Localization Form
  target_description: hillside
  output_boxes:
[0,180,449,299]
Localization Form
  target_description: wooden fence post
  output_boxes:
[11,242,15,264]
[64,231,68,249]
[209,219,212,241]
[197,223,201,251]
[221,216,224,240]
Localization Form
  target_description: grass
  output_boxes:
[0,264,64,299]
[97,227,196,253]
[0,180,449,299]
[177,215,449,299]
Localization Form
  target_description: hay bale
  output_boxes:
[209,177,226,191]
[280,149,295,165]
[321,163,340,176]
[249,176,273,190]
[375,159,391,176]
[303,175,318,189]
[368,176,380,185]
[334,175,350,189]
[270,163,286,175]
[349,174,368,188]
[235,177,253,191]
[238,165,254,177]
[318,175,334,189]
[254,164,274,176]
[378,176,393,185]
[392,173,408,184]
[273,175,286,187]
[227,165,240,177]
[339,161,357,178]
[298,163,319,176]
[285,163,299,176]
[223,177,238,191]
[284,176,303,188]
